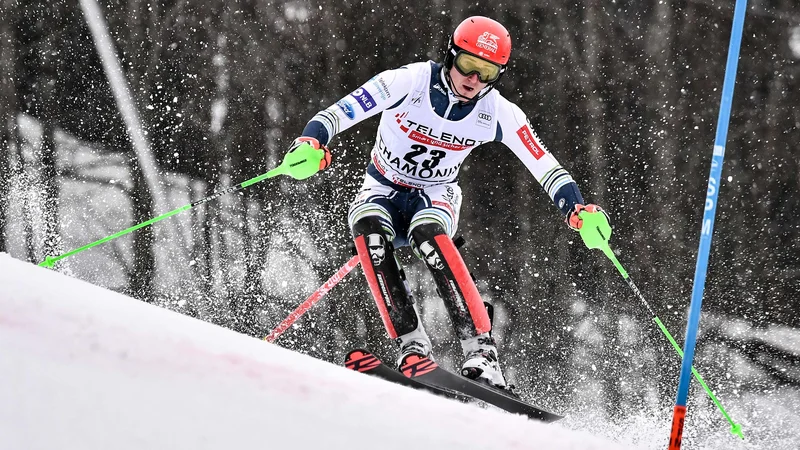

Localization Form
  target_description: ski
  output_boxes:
[400,352,563,422]
[345,349,472,402]
[345,349,563,423]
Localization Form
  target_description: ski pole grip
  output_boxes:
[577,210,612,250]
[282,142,325,180]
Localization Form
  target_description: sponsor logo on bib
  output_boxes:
[395,114,485,151]
[476,111,492,129]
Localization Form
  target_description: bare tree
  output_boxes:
[40,123,62,261]
[0,0,17,252]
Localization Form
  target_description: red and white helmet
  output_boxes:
[444,16,512,98]
[449,16,511,66]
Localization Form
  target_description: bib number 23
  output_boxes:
[404,144,446,169]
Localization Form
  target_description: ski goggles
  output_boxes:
[453,51,503,83]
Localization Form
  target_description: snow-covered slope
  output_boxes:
[0,254,629,450]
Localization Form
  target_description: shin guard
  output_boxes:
[411,223,491,339]
[353,217,420,339]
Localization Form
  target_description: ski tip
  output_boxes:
[345,349,370,359]
[399,353,438,378]
[344,349,380,373]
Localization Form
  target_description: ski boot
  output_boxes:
[395,329,432,370]
[460,333,508,389]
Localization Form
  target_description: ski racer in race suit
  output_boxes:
[287,16,608,389]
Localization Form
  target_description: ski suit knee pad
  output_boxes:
[409,223,491,339]
[352,216,421,339]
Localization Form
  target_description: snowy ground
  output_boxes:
[0,253,629,450]
[3,250,798,449]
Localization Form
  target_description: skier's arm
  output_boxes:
[496,101,586,218]
[300,66,415,146]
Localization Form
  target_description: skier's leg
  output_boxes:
[350,205,431,361]
[407,185,507,388]
[409,222,491,338]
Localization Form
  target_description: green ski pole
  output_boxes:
[39,143,326,268]
[576,211,743,439]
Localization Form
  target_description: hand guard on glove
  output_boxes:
[566,204,609,231]
[288,137,332,171]
[269,136,332,180]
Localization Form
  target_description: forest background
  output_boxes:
[1,0,798,436]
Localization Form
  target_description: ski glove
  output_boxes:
[566,204,609,231]
[286,136,332,175]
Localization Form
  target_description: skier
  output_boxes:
[287,16,608,389]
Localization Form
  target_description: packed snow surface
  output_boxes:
[0,254,629,450]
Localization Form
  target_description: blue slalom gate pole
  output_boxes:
[668,1,748,449]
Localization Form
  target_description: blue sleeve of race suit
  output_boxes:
[553,182,585,216]
[301,120,329,145]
